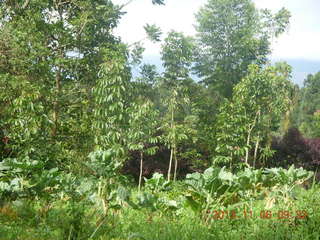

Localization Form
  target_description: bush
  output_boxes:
[270,127,320,174]
[305,138,320,168]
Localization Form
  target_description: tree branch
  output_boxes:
[118,0,135,10]
[22,0,31,9]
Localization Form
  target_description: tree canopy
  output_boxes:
[194,0,291,97]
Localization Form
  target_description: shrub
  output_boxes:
[270,127,320,174]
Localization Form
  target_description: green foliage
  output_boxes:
[214,100,249,167]
[159,31,198,180]
[195,0,291,97]
[315,111,320,133]
[295,72,320,137]
[0,157,60,200]
[144,173,171,193]
[87,150,122,178]
[137,64,159,87]
[128,99,159,155]
[144,24,162,43]
[214,63,294,167]
[130,42,145,66]
[161,31,195,84]
[0,168,319,240]
[264,165,313,186]
[0,0,125,195]
[184,166,313,216]
[92,44,131,165]
[128,99,160,189]
[261,7,291,37]
[0,1,319,239]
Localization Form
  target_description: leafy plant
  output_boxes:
[0,157,60,199]
[144,173,171,193]
[183,166,313,217]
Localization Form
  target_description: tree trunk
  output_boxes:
[52,67,61,137]
[138,151,143,191]
[245,126,252,165]
[253,138,259,168]
[173,146,178,181]
[245,110,260,165]
[167,103,175,181]
[52,10,63,137]
[167,148,173,181]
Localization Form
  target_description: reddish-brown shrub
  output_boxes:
[270,127,320,174]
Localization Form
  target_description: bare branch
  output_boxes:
[118,0,135,10]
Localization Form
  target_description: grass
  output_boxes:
[0,184,319,240]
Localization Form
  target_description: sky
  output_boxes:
[113,0,320,85]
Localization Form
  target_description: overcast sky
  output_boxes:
[113,0,320,85]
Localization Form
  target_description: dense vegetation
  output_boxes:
[0,0,319,239]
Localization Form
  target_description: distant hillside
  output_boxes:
[277,59,320,86]
[137,55,320,87]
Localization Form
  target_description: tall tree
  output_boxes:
[160,31,195,181]
[214,63,294,169]
[128,98,159,190]
[161,31,194,87]
[0,0,124,167]
[92,45,131,158]
[195,0,290,97]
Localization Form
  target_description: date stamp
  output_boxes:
[206,209,308,220]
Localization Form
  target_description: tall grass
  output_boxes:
[0,184,319,240]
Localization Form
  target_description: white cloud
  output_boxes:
[254,0,320,61]
[113,0,206,56]
[254,0,287,10]
[271,32,320,61]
